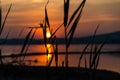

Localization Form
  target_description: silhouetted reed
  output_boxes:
[38,0,60,67]
[78,24,108,72]
[63,0,86,67]
[0,1,12,64]
[20,29,33,55]
[0,2,12,35]
[20,28,38,61]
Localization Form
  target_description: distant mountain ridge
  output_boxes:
[76,31,120,44]
[0,31,120,45]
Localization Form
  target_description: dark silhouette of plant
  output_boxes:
[0,0,12,64]
[0,1,12,35]
[63,0,86,67]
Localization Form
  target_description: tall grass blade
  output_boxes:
[25,29,37,53]
[95,53,100,69]
[20,29,33,54]
[40,23,46,45]
[67,0,86,27]
[64,0,69,27]
[23,29,37,60]
[89,24,100,68]
[45,7,50,27]
[44,0,50,30]
[45,0,49,7]
[91,45,98,69]
[43,1,50,46]
[84,55,87,68]
[0,4,12,35]
[0,0,2,30]
[78,24,99,68]
[67,5,84,48]
[2,29,11,44]
[42,24,47,46]
[90,38,107,69]
[48,55,54,67]
[64,0,68,67]
[55,41,58,67]
[48,23,63,42]
[18,27,25,38]
[90,48,100,69]
[78,40,91,67]
[0,49,3,64]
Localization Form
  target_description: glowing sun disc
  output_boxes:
[46,31,51,38]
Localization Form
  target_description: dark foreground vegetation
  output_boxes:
[0,65,120,80]
[0,0,120,80]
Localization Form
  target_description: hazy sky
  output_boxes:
[1,0,120,38]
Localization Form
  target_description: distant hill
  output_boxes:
[0,31,120,45]
[75,31,120,44]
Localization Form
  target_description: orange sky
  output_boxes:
[1,0,120,39]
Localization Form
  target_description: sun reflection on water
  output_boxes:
[25,44,53,66]
[46,44,52,60]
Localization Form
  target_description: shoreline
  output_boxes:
[0,65,120,80]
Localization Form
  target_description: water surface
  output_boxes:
[0,44,120,73]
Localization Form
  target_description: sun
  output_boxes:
[46,31,51,38]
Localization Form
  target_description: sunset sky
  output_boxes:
[1,0,120,39]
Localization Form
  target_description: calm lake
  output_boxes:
[0,44,120,73]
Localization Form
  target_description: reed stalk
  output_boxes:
[0,3,12,35]
[0,0,2,31]
[23,28,38,60]
[89,24,99,69]
[64,0,86,67]
[0,1,12,64]
[0,49,3,64]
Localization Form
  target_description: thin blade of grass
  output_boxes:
[67,5,85,48]
[45,0,49,7]
[55,40,58,67]
[84,55,87,68]
[40,23,47,46]
[45,7,50,27]
[45,0,50,29]
[89,24,100,68]
[90,45,98,69]
[64,0,69,27]
[67,0,86,27]
[90,37,108,69]
[20,29,33,54]
[43,0,50,46]
[0,49,3,64]
[23,29,37,60]
[2,29,11,44]
[78,41,90,67]
[0,3,12,35]
[18,27,26,38]
[47,55,54,67]
[47,23,63,43]
[79,24,99,68]
[42,23,47,46]
[0,0,2,30]
[95,53,100,69]
[90,48,100,69]
[24,29,37,53]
